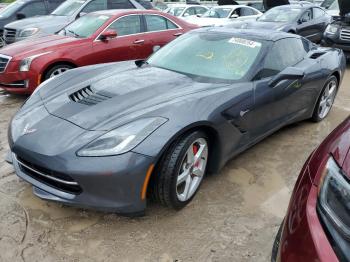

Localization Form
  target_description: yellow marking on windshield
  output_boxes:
[196,51,214,60]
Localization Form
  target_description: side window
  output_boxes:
[313,7,325,19]
[259,38,307,78]
[300,9,312,22]
[19,1,47,17]
[195,7,207,15]
[145,15,178,31]
[108,15,141,36]
[240,7,255,16]
[81,0,107,13]
[183,7,195,16]
[48,0,64,12]
[108,0,134,9]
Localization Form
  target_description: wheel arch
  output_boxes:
[41,60,78,82]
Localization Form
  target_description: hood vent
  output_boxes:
[309,52,326,60]
[69,86,115,106]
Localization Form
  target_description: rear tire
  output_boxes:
[153,131,209,210]
[311,76,338,122]
[43,64,74,81]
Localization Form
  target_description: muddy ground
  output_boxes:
[0,68,349,262]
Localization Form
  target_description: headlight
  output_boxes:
[19,51,52,72]
[77,117,168,157]
[18,27,40,38]
[318,156,350,237]
[325,24,339,35]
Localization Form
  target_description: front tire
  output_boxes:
[154,131,209,210]
[311,76,338,122]
[43,64,74,81]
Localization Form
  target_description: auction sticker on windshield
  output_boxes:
[228,38,261,48]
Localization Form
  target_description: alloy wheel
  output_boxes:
[49,67,71,78]
[318,80,337,119]
[176,138,208,202]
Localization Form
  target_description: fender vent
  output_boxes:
[309,52,326,59]
[69,86,114,106]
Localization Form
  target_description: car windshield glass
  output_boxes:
[258,8,301,22]
[52,0,87,16]
[166,7,185,16]
[59,14,110,38]
[328,1,339,10]
[148,32,263,81]
[0,1,24,18]
[321,0,335,9]
[202,8,232,18]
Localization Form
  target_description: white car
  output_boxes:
[164,4,209,20]
[185,5,262,27]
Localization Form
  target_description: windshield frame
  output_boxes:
[147,31,268,83]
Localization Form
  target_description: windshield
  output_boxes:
[202,8,232,18]
[52,0,87,16]
[59,14,110,38]
[321,0,335,9]
[328,1,339,10]
[166,7,185,16]
[0,1,24,18]
[148,32,263,81]
[258,8,301,22]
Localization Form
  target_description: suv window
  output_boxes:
[313,7,325,19]
[20,1,47,17]
[195,7,207,15]
[48,0,65,12]
[145,15,178,31]
[81,0,107,13]
[108,15,141,36]
[259,38,307,78]
[240,7,256,16]
[108,0,134,9]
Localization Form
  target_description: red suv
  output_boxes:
[272,116,350,262]
[0,9,196,94]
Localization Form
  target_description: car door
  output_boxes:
[92,14,145,63]
[296,8,319,42]
[249,38,313,140]
[142,14,184,55]
[311,7,329,42]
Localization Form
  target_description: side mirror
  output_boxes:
[16,13,26,20]
[230,14,239,19]
[269,67,305,88]
[99,29,117,41]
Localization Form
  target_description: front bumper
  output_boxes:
[0,66,39,94]
[11,150,155,215]
[322,34,350,57]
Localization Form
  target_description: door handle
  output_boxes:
[173,32,182,37]
[133,39,145,44]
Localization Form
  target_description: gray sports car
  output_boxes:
[8,28,346,215]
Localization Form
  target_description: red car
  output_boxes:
[0,9,196,94]
[272,116,350,262]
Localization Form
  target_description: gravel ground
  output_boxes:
[0,67,349,262]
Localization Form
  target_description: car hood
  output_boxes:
[0,34,84,58]
[37,62,231,131]
[338,0,350,16]
[5,15,70,31]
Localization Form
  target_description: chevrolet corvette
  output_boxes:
[8,28,346,215]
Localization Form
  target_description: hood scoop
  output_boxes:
[69,86,115,106]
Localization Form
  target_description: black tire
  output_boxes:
[153,131,209,210]
[43,64,74,81]
[311,75,338,122]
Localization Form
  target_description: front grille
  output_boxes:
[340,28,350,41]
[0,54,11,73]
[69,86,115,106]
[3,28,16,44]
[16,155,82,194]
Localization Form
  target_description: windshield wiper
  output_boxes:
[68,29,81,38]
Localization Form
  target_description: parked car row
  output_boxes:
[0,1,349,262]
